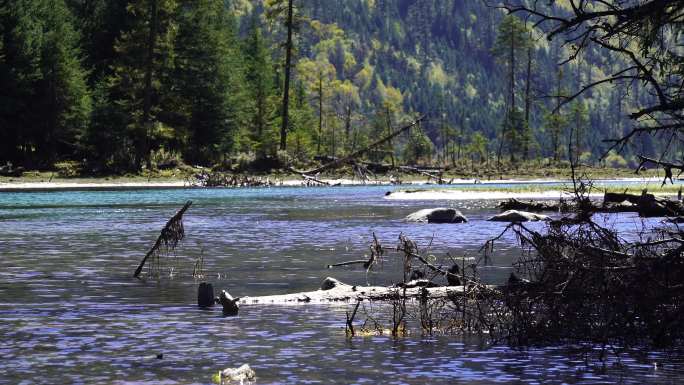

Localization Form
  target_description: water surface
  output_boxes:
[1,184,681,384]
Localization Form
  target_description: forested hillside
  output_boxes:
[0,0,657,173]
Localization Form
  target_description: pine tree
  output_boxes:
[174,0,245,165]
[0,0,91,167]
[493,15,532,163]
[109,0,178,170]
[265,0,297,152]
[243,13,277,158]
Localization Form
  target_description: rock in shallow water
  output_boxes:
[214,363,255,384]
[405,208,468,223]
[488,210,549,222]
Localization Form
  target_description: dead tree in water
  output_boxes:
[134,201,192,278]
[292,115,426,177]
[327,232,384,271]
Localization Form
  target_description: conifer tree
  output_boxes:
[175,0,244,165]
[243,13,277,158]
[493,15,532,163]
[109,0,178,169]
[265,0,297,152]
[0,0,91,167]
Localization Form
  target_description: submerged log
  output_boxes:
[232,277,492,305]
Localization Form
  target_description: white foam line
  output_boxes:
[386,190,602,200]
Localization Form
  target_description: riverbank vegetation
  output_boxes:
[1,1,677,181]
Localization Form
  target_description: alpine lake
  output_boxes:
[1,181,683,384]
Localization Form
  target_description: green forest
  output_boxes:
[0,0,662,175]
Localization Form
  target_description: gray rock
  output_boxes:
[405,208,468,223]
[220,363,255,383]
[320,277,344,290]
[488,210,549,222]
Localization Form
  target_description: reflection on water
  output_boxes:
[0,185,681,384]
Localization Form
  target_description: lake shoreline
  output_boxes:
[0,175,673,195]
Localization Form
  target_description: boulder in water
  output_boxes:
[320,277,345,290]
[216,363,255,384]
[488,210,549,222]
[405,208,468,223]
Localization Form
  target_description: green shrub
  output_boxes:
[54,161,84,177]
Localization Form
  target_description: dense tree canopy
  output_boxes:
[0,0,669,173]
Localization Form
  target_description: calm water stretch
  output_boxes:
[1,183,683,384]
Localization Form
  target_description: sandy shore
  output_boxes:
[0,178,405,191]
[0,176,669,194]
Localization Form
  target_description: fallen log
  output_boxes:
[602,190,684,217]
[233,277,495,305]
[398,165,449,184]
[500,191,684,218]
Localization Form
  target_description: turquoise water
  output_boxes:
[0,184,681,384]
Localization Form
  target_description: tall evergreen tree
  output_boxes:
[0,0,91,167]
[174,0,245,165]
[109,0,178,170]
[265,0,297,152]
[493,15,532,163]
[243,13,277,158]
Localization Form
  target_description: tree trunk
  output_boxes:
[553,68,562,162]
[141,0,158,170]
[317,71,323,155]
[233,277,489,304]
[279,0,294,151]
[523,46,532,161]
[506,34,516,165]
[345,103,352,146]
[385,107,395,167]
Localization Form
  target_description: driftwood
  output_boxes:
[398,165,449,184]
[193,171,274,188]
[234,277,489,304]
[293,115,426,176]
[498,193,684,218]
[133,201,192,278]
[602,190,684,217]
